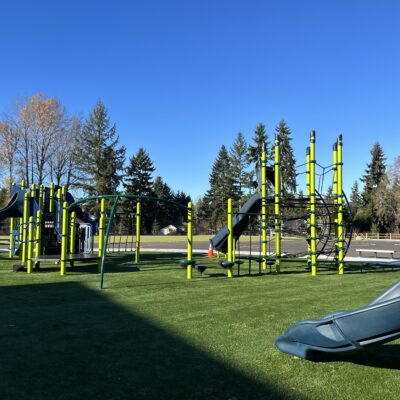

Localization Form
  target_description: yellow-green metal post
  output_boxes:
[49,182,55,213]
[70,211,76,254]
[39,184,44,210]
[21,192,29,264]
[306,147,311,268]
[61,185,66,202]
[35,210,42,260]
[227,198,233,278]
[135,202,141,264]
[333,142,338,266]
[27,216,34,273]
[337,135,344,274]
[9,217,14,258]
[310,131,317,276]
[20,179,26,190]
[31,183,36,201]
[60,201,69,276]
[274,135,281,273]
[187,201,193,279]
[98,198,106,271]
[56,188,62,204]
[261,150,268,269]
[18,217,23,258]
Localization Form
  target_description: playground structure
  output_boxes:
[0,130,352,285]
[1,181,98,272]
[0,186,195,287]
[211,131,352,277]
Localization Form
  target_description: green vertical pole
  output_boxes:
[60,201,69,276]
[310,131,317,276]
[227,198,233,278]
[49,182,55,213]
[27,216,34,273]
[261,150,267,269]
[70,211,76,254]
[100,196,120,289]
[20,179,26,190]
[98,198,106,271]
[21,192,29,264]
[135,202,141,264]
[306,147,311,268]
[274,134,281,273]
[35,210,42,259]
[187,201,193,279]
[9,217,14,258]
[337,135,344,274]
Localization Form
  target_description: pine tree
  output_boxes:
[203,145,234,230]
[229,132,249,206]
[152,176,173,228]
[74,101,125,214]
[325,185,334,203]
[350,181,363,211]
[123,148,155,233]
[275,120,296,194]
[361,142,386,205]
[247,123,269,169]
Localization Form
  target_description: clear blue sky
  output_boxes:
[1,0,399,199]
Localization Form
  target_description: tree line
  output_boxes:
[350,143,400,233]
[1,93,398,234]
[0,94,190,233]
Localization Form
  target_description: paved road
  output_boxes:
[3,238,399,259]
[138,239,400,259]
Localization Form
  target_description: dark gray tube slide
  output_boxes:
[275,281,400,360]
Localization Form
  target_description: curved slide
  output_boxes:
[210,166,275,253]
[0,189,26,221]
[275,281,400,360]
[210,193,276,253]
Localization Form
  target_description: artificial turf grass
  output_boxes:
[1,253,400,400]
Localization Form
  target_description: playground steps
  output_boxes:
[42,213,61,255]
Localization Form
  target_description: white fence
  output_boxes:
[352,233,400,240]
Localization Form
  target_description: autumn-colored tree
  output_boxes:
[0,121,20,193]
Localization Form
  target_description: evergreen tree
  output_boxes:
[247,123,269,169]
[350,181,363,211]
[275,120,296,194]
[123,148,155,233]
[172,190,192,226]
[74,101,125,214]
[203,145,234,230]
[372,176,397,232]
[229,132,249,206]
[361,142,386,205]
[325,185,334,203]
[152,176,173,228]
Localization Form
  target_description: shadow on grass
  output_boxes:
[0,282,300,400]
[308,345,400,369]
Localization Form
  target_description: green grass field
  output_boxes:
[1,253,399,400]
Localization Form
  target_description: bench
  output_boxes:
[356,249,395,259]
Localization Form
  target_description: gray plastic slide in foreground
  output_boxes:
[275,281,400,360]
